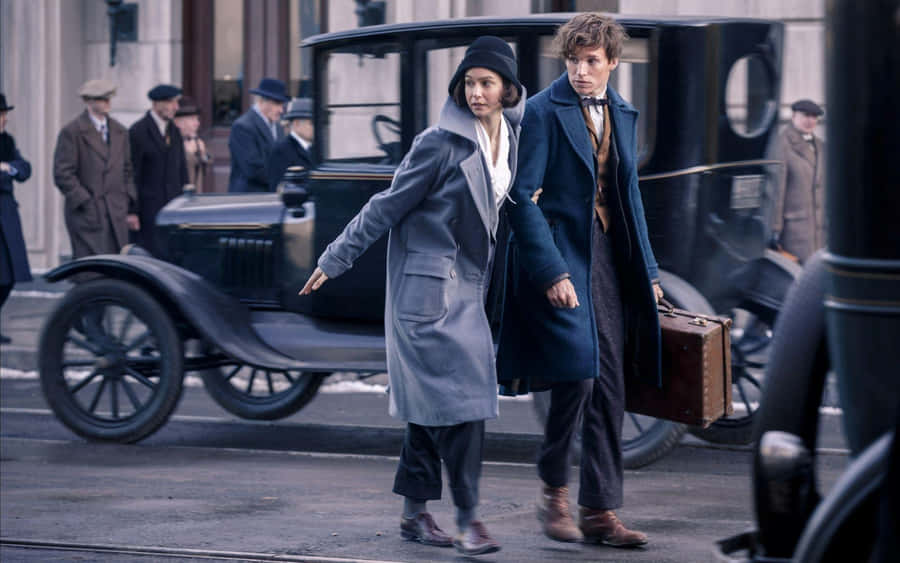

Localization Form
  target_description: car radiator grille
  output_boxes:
[219,237,274,288]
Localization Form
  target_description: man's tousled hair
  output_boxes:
[552,13,628,61]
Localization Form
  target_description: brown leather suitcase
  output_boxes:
[626,302,733,427]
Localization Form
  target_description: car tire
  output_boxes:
[201,365,328,420]
[38,279,184,443]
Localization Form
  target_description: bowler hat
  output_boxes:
[791,99,824,116]
[0,93,13,111]
[175,95,201,117]
[283,97,313,120]
[250,78,290,103]
[447,36,522,97]
[78,79,117,99]
[148,84,183,101]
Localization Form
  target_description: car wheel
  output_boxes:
[38,279,184,443]
[201,365,328,420]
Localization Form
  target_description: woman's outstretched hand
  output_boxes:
[299,267,329,295]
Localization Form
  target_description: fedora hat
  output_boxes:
[250,78,290,103]
[283,97,313,120]
[0,93,13,111]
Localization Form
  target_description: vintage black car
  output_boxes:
[37,14,795,467]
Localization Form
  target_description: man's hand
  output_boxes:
[546,278,579,308]
[0,162,11,173]
[299,267,329,295]
[653,282,664,304]
[126,214,140,231]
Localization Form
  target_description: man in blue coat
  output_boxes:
[228,78,288,192]
[498,13,662,547]
[129,84,189,257]
[0,93,31,344]
[266,97,313,191]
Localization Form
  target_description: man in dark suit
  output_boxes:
[0,93,32,344]
[498,13,662,547]
[53,79,138,264]
[266,97,313,191]
[129,84,189,257]
[228,78,288,192]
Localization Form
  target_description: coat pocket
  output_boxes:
[68,197,102,232]
[396,254,454,322]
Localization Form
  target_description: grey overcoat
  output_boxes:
[769,124,826,262]
[53,110,136,257]
[317,95,524,426]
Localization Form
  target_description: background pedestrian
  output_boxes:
[769,98,826,263]
[228,78,288,192]
[173,96,212,193]
[129,84,189,257]
[266,97,313,191]
[53,79,138,265]
[300,36,526,556]
[498,13,661,548]
[0,93,32,344]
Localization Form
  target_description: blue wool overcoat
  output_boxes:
[497,73,662,389]
[0,132,32,284]
[228,110,284,193]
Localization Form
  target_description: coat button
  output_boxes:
[450,269,456,279]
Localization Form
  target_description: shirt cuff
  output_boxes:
[542,273,571,292]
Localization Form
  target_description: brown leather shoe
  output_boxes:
[537,485,584,542]
[400,512,452,547]
[579,508,648,547]
[453,520,501,556]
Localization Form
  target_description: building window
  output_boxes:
[214,0,244,126]
[290,0,319,97]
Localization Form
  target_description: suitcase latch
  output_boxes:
[689,316,708,327]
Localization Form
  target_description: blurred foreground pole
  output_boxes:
[824,0,900,455]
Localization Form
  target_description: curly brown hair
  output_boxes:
[552,13,628,62]
[452,78,521,110]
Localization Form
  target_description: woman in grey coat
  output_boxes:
[300,36,524,556]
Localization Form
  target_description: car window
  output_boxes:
[320,42,402,165]
[537,36,655,166]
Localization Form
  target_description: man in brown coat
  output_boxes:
[53,79,139,260]
[769,99,826,263]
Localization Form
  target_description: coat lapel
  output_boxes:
[250,110,275,145]
[548,75,596,180]
[786,127,818,168]
[606,86,637,173]
[143,112,168,152]
[438,98,492,233]
[78,112,110,162]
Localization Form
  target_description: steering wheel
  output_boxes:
[372,114,402,164]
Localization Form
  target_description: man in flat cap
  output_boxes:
[266,97,313,191]
[769,99,826,263]
[129,84,189,257]
[228,77,288,192]
[53,79,139,266]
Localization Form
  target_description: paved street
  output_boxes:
[1,282,850,562]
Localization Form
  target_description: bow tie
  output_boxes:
[581,97,608,108]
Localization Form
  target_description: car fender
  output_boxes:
[44,254,306,371]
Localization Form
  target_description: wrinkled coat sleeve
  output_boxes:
[506,103,570,290]
[317,130,444,279]
[626,116,659,283]
[229,120,269,189]
[53,126,92,209]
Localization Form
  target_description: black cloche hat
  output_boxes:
[447,36,522,97]
[0,93,13,111]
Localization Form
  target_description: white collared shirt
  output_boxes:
[582,87,608,139]
[150,110,168,137]
[87,111,108,140]
[474,115,511,207]
[291,131,311,151]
